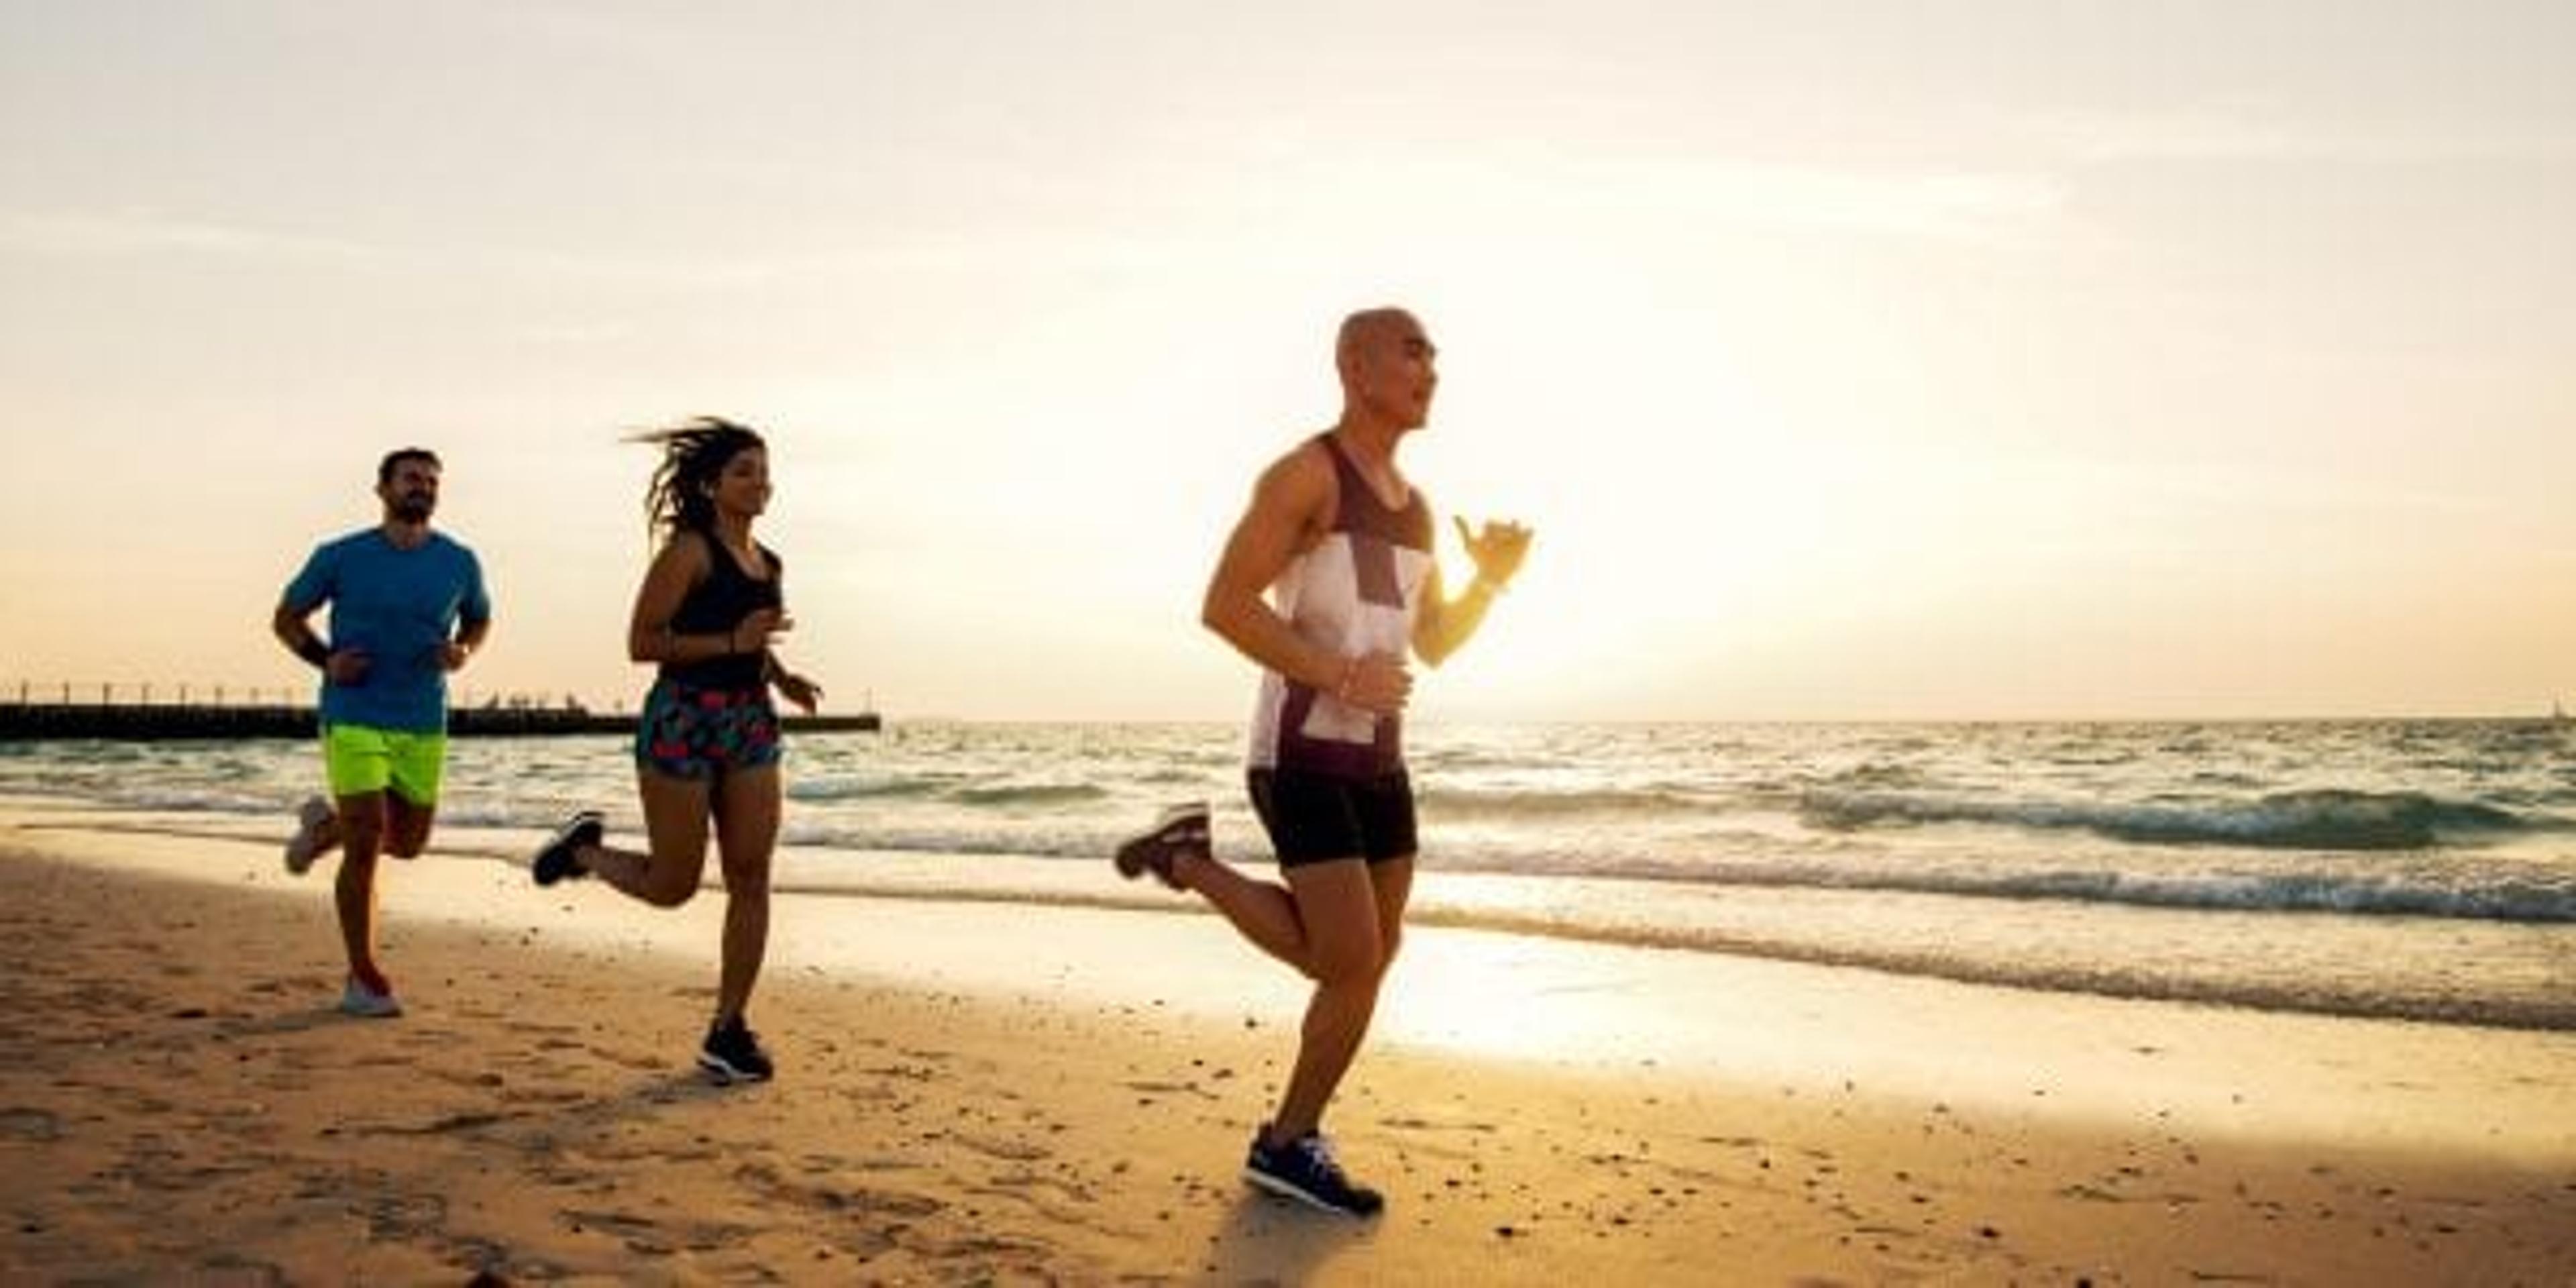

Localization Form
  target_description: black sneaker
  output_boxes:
[1243,1126,1384,1218]
[698,1015,775,1085]
[1114,802,1208,890]
[533,810,602,886]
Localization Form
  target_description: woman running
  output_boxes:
[532,417,822,1083]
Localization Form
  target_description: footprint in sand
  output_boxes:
[358,1110,517,1138]
[1122,1079,1218,1102]
[1380,1114,1500,1134]
[932,1232,1055,1265]
[195,1252,288,1286]
[423,1068,508,1093]
[564,1208,661,1244]
[953,1132,1054,1163]
[562,1208,756,1256]
[363,1191,448,1241]
[0,1107,61,1141]
[733,1161,947,1220]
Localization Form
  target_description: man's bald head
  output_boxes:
[1333,307,1438,431]
[1336,308,1423,371]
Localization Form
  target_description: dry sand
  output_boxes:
[1,808,2570,1285]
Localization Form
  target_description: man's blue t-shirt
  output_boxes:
[282,529,492,733]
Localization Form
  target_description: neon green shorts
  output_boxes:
[321,723,449,806]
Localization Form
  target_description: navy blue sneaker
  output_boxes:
[698,1014,775,1085]
[533,810,602,887]
[1244,1126,1383,1217]
[1114,802,1208,890]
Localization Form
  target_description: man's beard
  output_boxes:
[392,495,435,522]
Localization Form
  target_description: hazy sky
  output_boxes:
[3,1,2569,720]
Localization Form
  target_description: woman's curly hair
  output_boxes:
[631,416,765,542]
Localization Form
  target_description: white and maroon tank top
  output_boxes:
[1247,433,1435,780]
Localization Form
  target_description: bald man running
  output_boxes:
[1116,307,1532,1216]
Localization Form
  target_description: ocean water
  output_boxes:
[4,719,2571,1030]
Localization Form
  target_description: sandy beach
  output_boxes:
[2,804,2569,1285]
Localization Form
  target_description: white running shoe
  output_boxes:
[338,975,402,1019]
[283,796,333,876]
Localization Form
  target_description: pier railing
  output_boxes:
[0,683,879,740]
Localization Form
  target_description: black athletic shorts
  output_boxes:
[1246,767,1417,868]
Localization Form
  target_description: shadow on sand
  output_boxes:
[1199,1188,1382,1285]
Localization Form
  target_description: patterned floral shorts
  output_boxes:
[634,679,782,780]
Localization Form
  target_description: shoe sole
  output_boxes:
[534,813,602,886]
[284,797,332,875]
[1112,833,1191,878]
[1241,1166,1381,1218]
[696,1053,773,1085]
[1114,806,1210,883]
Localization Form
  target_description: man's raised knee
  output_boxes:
[643,879,700,909]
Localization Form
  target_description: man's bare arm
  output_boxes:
[272,600,331,669]
[1201,445,1411,714]
[441,616,492,672]
[1413,516,1532,666]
